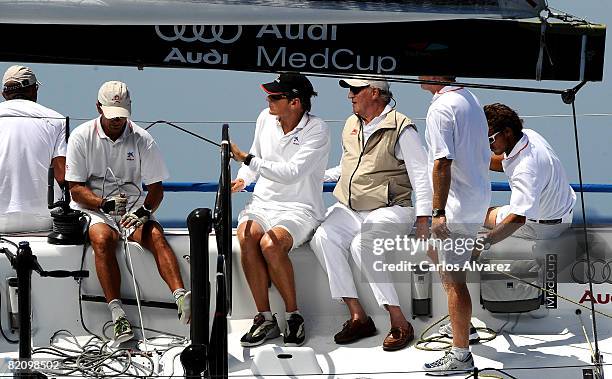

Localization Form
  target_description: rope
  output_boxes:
[570,97,603,373]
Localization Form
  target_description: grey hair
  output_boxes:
[378,89,393,105]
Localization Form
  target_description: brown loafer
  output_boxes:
[382,324,414,351]
[334,316,377,344]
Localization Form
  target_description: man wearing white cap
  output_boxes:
[65,81,190,343]
[0,65,66,233]
[310,78,432,351]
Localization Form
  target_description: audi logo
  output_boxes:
[155,25,242,44]
[571,258,612,284]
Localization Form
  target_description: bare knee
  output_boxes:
[89,225,118,256]
[260,234,290,265]
[238,221,265,250]
[144,223,168,248]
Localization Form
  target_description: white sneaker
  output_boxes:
[424,351,475,376]
[177,291,191,325]
[240,314,281,347]
[438,322,480,344]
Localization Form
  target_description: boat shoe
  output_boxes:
[334,316,377,344]
[382,324,414,351]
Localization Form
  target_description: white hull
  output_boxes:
[0,226,610,377]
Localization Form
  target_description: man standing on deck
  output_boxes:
[420,76,491,374]
[66,81,190,343]
[0,65,66,233]
[230,73,330,347]
[480,103,575,245]
[310,78,432,351]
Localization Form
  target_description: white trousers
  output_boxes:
[310,202,416,307]
[495,205,573,240]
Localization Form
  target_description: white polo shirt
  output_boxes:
[236,108,330,221]
[502,128,576,220]
[425,86,491,225]
[0,99,66,217]
[66,117,169,210]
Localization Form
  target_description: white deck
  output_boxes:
[0,227,609,377]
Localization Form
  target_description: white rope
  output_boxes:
[122,231,149,353]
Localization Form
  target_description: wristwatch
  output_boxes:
[481,236,492,251]
[244,153,255,166]
[432,208,446,218]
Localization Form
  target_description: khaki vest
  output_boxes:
[334,109,415,211]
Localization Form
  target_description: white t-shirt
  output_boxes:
[65,117,169,210]
[236,109,330,221]
[0,99,66,217]
[502,128,576,220]
[324,105,432,216]
[425,86,491,225]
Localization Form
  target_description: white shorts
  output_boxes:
[79,208,159,238]
[435,223,482,266]
[0,213,52,234]
[238,205,320,250]
[495,205,572,240]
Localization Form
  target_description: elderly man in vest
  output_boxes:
[310,78,431,351]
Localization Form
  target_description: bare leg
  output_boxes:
[130,221,184,292]
[344,298,368,321]
[89,223,121,302]
[385,305,411,329]
[238,221,270,312]
[442,271,471,348]
[260,227,296,312]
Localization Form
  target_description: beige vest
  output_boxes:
[334,109,415,211]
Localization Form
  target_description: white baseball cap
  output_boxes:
[2,65,39,90]
[97,80,131,119]
[339,78,390,92]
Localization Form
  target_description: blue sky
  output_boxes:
[1,0,610,224]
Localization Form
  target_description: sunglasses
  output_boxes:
[349,86,369,95]
[489,130,502,144]
[267,94,289,101]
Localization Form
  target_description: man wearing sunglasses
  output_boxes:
[230,73,330,348]
[0,65,66,233]
[419,76,491,375]
[310,78,431,351]
[480,103,575,245]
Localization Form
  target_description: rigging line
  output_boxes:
[144,120,221,147]
[570,99,602,370]
[6,113,612,125]
[303,72,567,95]
[487,268,612,319]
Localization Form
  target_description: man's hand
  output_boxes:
[231,178,246,193]
[230,143,248,162]
[120,206,151,229]
[100,194,127,216]
[415,216,430,240]
[431,215,450,239]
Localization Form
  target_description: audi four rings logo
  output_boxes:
[155,25,243,44]
[571,258,612,284]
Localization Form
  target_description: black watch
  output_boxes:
[482,236,492,251]
[432,208,446,218]
[244,153,255,166]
